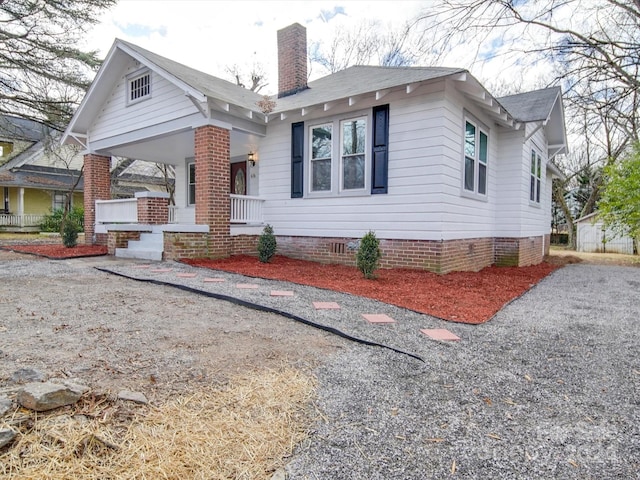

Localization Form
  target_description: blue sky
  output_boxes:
[86,1,427,95]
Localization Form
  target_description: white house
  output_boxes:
[62,23,567,273]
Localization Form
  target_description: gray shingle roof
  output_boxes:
[0,115,48,142]
[119,41,464,114]
[0,165,84,190]
[497,86,561,122]
[276,65,465,111]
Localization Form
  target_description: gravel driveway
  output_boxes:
[1,253,638,479]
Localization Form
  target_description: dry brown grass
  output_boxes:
[1,367,316,479]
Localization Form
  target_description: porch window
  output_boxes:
[127,70,151,104]
[463,119,488,197]
[530,149,542,204]
[187,162,196,205]
[310,124,332,192]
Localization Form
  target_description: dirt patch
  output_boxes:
[0,260,338,402]
[183,255,559,324]
[0,244,107,259]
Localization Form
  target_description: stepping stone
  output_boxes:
[150,268,172,273]
[421,328,460,342]
[271,290,294,296]
[176,273,197,278]
[313,302,340,310]
[362,313,396,324]
[236,283,259,289]
[203,278,226,283]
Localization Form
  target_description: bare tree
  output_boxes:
[42,133,84,230]
[309,20,420,75]
[413,0,640,247]
[0,0,115,132]
[227,63,268,93]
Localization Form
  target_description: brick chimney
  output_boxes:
[277,23,308,98]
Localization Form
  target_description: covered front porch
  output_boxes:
[80,123,266,261]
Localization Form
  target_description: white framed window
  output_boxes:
[127,70,151,105]
[308,114,368,196]
[53,191,68,211]
[463,119,488,197]
[187,162,196,205]
[310,123,332,192]
[341,118,366,191]
[530,149,542,204]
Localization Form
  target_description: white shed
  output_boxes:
[576,212,635,254]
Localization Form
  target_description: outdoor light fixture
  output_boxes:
[247,151,256,166]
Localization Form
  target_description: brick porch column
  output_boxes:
[194,125,230,258]
[83,153,111,245]
[136,191,169,224]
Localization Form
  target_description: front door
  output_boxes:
[231,162,247,195]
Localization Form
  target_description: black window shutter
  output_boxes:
[371,104,389,194]
[291,121,304,198]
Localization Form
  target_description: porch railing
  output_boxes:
[0,214,45,227]
[95,198,138,224]
[230,194,264,224]
[168,206,178,224]
[94,195,264,226]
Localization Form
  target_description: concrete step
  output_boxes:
[139,232,164,245]
[115,247,163,261]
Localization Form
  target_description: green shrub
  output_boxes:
[356,231,382,279]
[40,206,84,233]
[257,224,277,263]
[61,219,79,248]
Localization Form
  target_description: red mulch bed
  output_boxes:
[183,255,560,324]
[1,244,108,259]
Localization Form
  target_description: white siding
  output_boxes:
[258,82,452,240]
[436,82,499,240]
[520,125,551,237]
[257,80,555,242]
[494,128,526,237]
[90,60,198,143]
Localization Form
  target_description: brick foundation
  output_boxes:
[273,234,545,273]
[495,236,544,267]
[107,231,141,255]
[274,235,494,273]
[230,235,260,255]
[83,153,111,245]
[163,232,210,260]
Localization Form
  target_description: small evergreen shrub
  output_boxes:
[61,219,79,248]
[40,206,84,233]
[356,231,382,279]
[257,224,277,263]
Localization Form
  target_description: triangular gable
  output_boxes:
[498,87,568,159]
[63,39,207,147]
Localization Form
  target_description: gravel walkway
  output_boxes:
[3,255,639,478]
[100,260,640,479]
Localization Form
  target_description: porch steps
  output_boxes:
[115,232,163,261]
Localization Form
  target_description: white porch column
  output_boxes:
[18,187,24,227]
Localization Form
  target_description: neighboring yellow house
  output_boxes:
[1,116,174,232]
[1,115,84,231]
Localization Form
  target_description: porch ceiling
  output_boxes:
[97,129,261,165]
